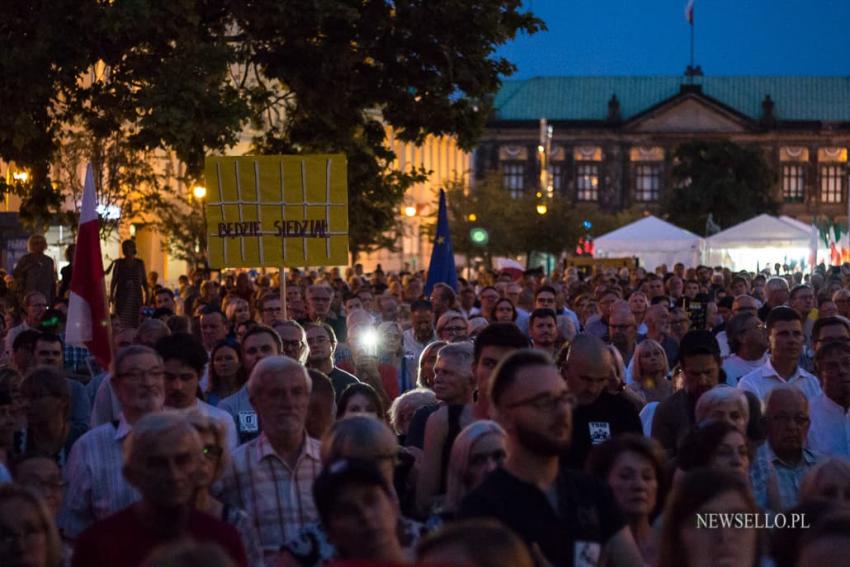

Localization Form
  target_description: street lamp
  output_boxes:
[12,171,28,183]
[192,185,207,257]
[536,204,548,215]
[403,205,417,217]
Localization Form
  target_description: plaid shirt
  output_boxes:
[59,416,139,539]
[219,432,321,556]
[751,443,819,511]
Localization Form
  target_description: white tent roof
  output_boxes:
[595,215,701,252]
[779,215,812,234]
[594,216,703,270]
[706,214,810,248]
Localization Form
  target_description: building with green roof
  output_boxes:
[475,76,850,222]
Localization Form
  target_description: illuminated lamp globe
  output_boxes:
[536,204,548,215]
[404,206,417,217]
[193,185,207,199]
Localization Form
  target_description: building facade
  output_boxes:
[474,77,850,223]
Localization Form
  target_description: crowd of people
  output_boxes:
[1,236,850,566]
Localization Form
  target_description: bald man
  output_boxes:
[559,335,642,469]
[752,385,819,510]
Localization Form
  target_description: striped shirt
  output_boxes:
[219,432,321,556]
[59,416,139,539]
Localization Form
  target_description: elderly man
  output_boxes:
[716,294,760,358]
[832,288,850,318]
[273,319,310,364]
[652,331,722,457]
[72,412,247,566]
[808,341,850,456]
[751,385,819,510]
[641,303,679,367]
[219,324,283,442]
[4,291,47,359]
[758,276,790,321]
[61,345,165,538]
[738,307,822,403]
[416,342,477,515]
[722,313,769,386]
[302,284,347,342]
[460,349,642,567]
[219,355,321,560]
[560,335,642,469]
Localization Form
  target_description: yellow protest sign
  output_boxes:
[204,155,348,268]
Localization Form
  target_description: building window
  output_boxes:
[576,164,599,202]
[634,164,662,202]
[502,162,525,198]
[574,146,603,202]
[820,165,846,204]
[551,164,564,194]
[782,165,806,203]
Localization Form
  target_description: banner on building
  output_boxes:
[204,155,348,268]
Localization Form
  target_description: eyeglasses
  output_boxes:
[440,326,467,333]
[770,414,810,426]
[0,523,45,547]
[506,391,575,412]
[116,368,165,383]
[203,445,223,460]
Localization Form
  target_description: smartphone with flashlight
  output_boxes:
[358,327,380,357]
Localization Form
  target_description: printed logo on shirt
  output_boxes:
[574,540,601,567]
[588,421,611,445]
[238,411,259,433]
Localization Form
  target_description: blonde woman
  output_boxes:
[443,420,507,516]
[627,339,673,405]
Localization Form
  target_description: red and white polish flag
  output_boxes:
[685,0,694,24]
[66,163,112,370]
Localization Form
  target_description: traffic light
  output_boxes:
[470,227,489,246]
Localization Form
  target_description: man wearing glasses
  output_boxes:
[752,385,818,510]
[722,313,769,386]
[259,293,285,327]
[60,345,165,538]
[558,335,641,469]
[461,349,642,567]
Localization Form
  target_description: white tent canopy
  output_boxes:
[594,215,703,271]
[704,214,812,271]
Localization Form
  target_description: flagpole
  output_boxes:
[689,20,695,84]
[280,265,288,319]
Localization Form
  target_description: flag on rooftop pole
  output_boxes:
[424,189,458,297]
[685,0,694,24]
[66,163,112,370]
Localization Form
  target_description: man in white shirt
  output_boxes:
[154,333,238,450]
[808,341,850,457]
[723,312,769,386]
[738,306,821,403]
[60,345,165,538]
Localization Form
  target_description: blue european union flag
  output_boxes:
[424,189,458,296]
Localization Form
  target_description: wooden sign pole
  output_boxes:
[280,265,288,320]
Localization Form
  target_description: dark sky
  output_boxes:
[498,0,850,78]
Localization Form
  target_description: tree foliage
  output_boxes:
[661,140,780,235]
[444,176,644,265]
[0,0,544,262]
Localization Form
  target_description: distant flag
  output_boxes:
[685,0,694,24]
[66,164,112,370]
[424,189,458,296]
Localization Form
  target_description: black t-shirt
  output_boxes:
[563,391,643,469]
[460,467,625,567]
